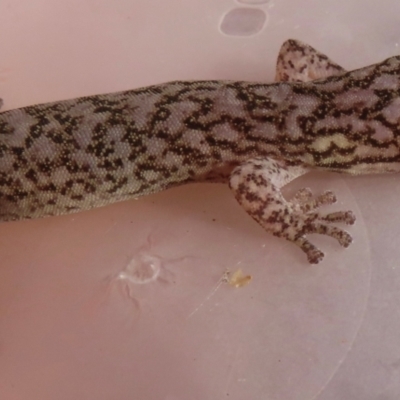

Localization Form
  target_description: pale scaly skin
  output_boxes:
[1,39,399,263]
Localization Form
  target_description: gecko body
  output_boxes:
[1,39,399,263]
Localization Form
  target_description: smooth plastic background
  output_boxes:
[0,1,400,399]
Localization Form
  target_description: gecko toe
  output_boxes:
[339,231,353,247]
[295,236,325,264]
[292,189,337,212]
[292,187,313,203]
[320,210,356,225]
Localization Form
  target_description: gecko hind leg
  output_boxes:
[229,158,355,264]
[275,39,346,83]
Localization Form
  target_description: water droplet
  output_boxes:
[237,0,270,4]
[118,254,161,284]
[220,8,267,37]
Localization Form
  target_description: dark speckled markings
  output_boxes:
[1,39,400,263]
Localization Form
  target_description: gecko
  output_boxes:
[0,39,399,264]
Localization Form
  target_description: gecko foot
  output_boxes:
[229,158,356,264]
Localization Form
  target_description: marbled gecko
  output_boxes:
[1,39,398,263]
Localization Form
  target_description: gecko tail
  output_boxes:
[275,39,346,83]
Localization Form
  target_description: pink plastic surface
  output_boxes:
[1,1,400,399]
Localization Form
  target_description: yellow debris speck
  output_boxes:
[228,269,252,288]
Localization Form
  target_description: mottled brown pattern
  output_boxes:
[0,39,398,262]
